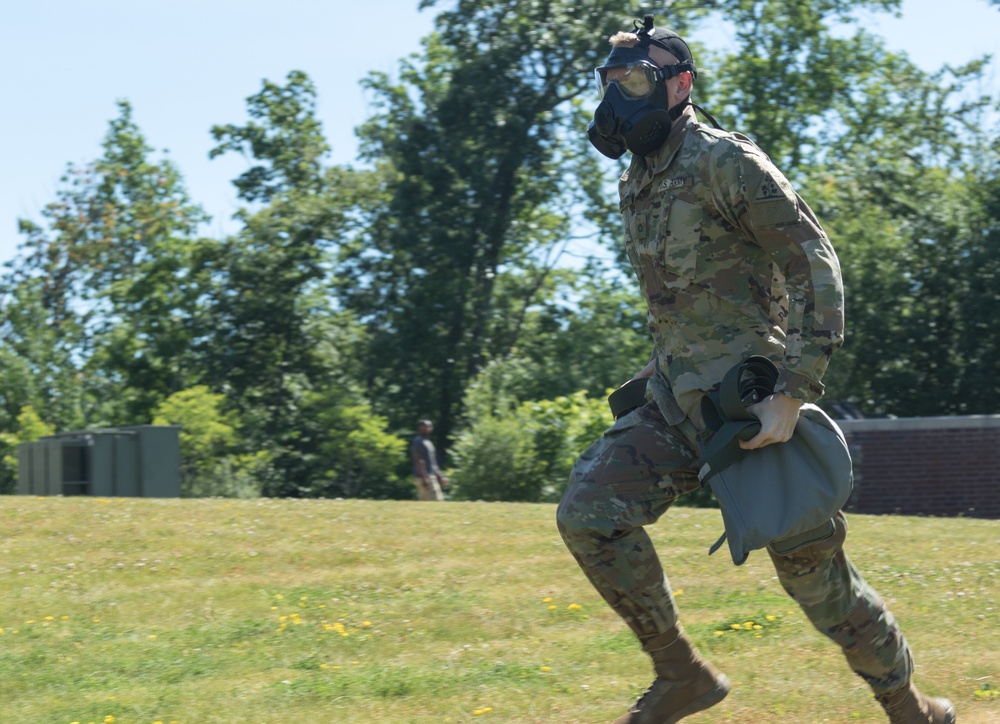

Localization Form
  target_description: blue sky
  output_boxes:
[1,0,997,269]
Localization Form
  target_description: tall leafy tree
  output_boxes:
[340,2,711,447]
[3,101,212,427]
[207,72,377,494]
[808,54,997,415]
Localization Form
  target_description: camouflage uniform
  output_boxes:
[557,106,912,694]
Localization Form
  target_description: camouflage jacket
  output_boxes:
[620,105,845,425]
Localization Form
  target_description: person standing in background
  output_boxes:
[411,419,448,501]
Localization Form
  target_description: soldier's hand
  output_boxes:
[740,393,802,450]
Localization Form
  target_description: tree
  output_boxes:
[207,72,377,495]
[807,55,997,415]
[4,101,213,427]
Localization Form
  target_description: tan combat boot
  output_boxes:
[875,683,955,723]
[613,626,730,724]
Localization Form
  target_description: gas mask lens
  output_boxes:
[595,61,662,100]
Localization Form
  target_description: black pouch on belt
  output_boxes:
[608,377,650,420]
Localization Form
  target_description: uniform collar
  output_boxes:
[620,104,698,193]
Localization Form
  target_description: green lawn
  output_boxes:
[1,496,997,723]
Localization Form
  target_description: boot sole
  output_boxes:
[663,675,731,724]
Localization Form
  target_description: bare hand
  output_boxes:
[739,393,802,450]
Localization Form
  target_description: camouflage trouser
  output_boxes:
[556,401,913,694]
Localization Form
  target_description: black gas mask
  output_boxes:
[588,16,697,159]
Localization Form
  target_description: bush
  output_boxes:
[449,360,612,503]
[449,415,546,502]
[311,404,411,500]
[0,406,56,495]
[153,386,271,498]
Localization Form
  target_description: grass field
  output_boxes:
[1,496,997,723]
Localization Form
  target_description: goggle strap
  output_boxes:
[660,61,696,80]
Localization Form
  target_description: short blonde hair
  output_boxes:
[609,31,640,48]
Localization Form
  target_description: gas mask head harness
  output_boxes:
[588,14,698,159]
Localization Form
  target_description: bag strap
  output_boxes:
[697,356,779,481]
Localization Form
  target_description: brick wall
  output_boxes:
[837,416,1000,519]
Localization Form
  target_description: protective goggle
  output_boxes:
[594,60,691,100]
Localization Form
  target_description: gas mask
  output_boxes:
[588,17,697,159]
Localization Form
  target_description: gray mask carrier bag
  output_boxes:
[697,356,854,565]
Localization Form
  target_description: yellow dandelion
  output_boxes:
[540,666,552,672]
[752,625,763,630]
[567,604,583,611]
[674,589,684,596]
[713,631,726,636]
[548,605,557,610]
[44,616,54,621]
[320,664,330,669]
[765,615,777,621]
[362,621,372,627]
[729,624,741,630]
[542,597,553,603]
[105,717,116,723]
[275,594,284,600]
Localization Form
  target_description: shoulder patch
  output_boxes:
[740,154,800,228]
[754,175,788,202]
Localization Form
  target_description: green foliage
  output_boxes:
[806,57,999,415]
[205,72,369,497]
[309,404,411,500]
[450,415,545,502]
[3,101,213,428]
[210,70,330,203]
[343,1,684,444]
[152,386,270,498]
[0,406,56,495]
[450,359,610,502]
